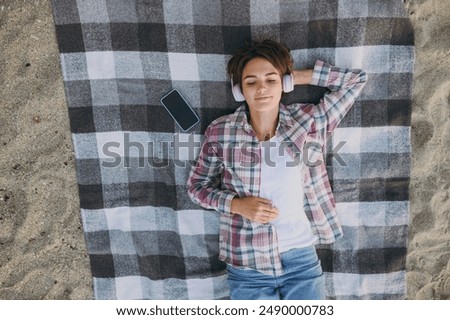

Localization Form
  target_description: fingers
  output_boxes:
[234,196,279,224]
[266,206,279,222]
[256,197,272,205]
[255,198,279,223]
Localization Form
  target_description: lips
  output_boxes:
[255,96,272,101]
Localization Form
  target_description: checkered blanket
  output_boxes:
[50,0,414,299]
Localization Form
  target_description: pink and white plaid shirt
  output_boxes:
[187,60,367,275]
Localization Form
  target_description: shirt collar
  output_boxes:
[231,103,296,132]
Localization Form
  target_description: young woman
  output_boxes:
[187,40,367,300]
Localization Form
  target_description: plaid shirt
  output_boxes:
[187,60,367,276]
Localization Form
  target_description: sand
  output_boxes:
[0,0,92,299]
[405,0,450,300]
[0,0,448,299]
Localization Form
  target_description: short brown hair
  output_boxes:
[227,39,293,87]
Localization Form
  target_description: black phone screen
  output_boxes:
[160,89,199,131]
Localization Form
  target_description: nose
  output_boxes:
[256,82,267,93]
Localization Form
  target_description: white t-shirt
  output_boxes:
[260,136,317,253]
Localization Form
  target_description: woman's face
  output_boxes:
[241,57,283,114]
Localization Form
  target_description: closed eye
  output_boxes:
[267,78,280,84]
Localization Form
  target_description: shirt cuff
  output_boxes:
[217,191,237,215]
[310,60,332,87]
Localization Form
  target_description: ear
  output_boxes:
[231,77,246,102]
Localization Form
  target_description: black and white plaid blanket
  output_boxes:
[50,0,414,299]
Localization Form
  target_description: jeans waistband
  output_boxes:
[280,245,316,261]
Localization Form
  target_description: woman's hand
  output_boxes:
[230,196,279,224]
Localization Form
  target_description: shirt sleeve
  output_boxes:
[187,134,237,215]
[310,60,367,136]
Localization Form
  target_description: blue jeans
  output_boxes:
[226,246,325,300]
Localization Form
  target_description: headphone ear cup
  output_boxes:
[282,74,294,93]
[231,80,246,102]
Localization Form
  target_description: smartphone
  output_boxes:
[160,89,199,131]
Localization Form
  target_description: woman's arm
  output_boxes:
[187,137,237,215]
[291,61,367,135]
[310,60,367,134]
[188,136,279,223]
[187,130,279,223]
[293,69,313,86]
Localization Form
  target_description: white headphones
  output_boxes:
[231,74,294,102]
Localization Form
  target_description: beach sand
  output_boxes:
[405,0,450,300]
[0,0,448,299]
